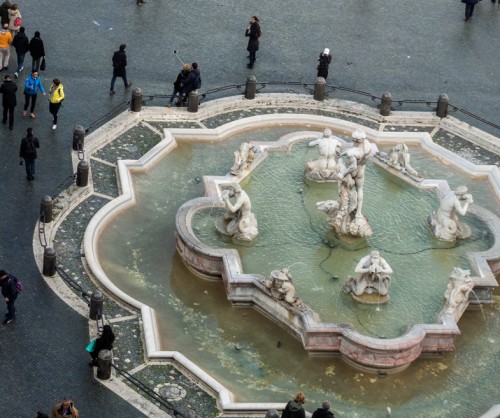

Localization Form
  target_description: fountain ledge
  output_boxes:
[79,103,500,410]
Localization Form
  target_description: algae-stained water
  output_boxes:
[97,128,499,416]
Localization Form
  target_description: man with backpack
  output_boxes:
[19,126,40,180]
[0,270,20,325]
[109,44,132,95]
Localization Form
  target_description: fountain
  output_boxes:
[83,96,500,416]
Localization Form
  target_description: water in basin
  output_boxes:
[97,127,499,416]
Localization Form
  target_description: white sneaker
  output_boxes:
[19,65,23,72]
[52,124,57,130]
[14,72,18,78]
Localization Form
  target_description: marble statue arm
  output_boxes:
[454,195,473,216]
[377,258,393,274]
[338,154,357,179]
[354,256,371,274]
[308,138,321,147]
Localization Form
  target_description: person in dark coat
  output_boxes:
[311,401,335,418]
[109,44,131,95]
[168,63,190,107]
[281,392,306,418]
[89,324,115,366]
[245,16,261,69]
[12,26,28,77]
[0,0,11,26]
[28,31,45,71]
[19,126,39,180]
[317,48,332,79]
[0,74,16,129]
[463,0,481,21]
[0,269,17,325]
[180,62,201,105]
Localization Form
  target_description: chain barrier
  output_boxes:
[84,100,130,134]
[111,364,189,417]
[55,265,91,304]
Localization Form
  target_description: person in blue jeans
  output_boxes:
[463,0,481,21]
[11,26,28,78]
[19,127,40,181]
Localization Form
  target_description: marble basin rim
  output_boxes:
[81,104,500,411]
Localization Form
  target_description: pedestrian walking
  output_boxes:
[28,30,45,71]
[0,74,17,129]
[48,78,64,129]
[7,3,20,36]
[245,16,261,69]
[109,43,131,95]
[311,401,336,418]
[12,26,28,78]
[463,0,481,21]
[23,69,45,118]
[88,324,115,367]
[0,0,11,26]
[19,127,39,181]
[0,22,12,71]
[317,48,332,80]
[168,63,190,107]
[180,62,201,105]
[51,398,79,418]
[0,270,18,325]
[281,392,306,418]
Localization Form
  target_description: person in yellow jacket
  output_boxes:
[48,78,64,130]
[0,22,12,70]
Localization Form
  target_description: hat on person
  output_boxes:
[323,48,330,55]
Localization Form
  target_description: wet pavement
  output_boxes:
[0,0,499,416]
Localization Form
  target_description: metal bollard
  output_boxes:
[244,76,257,100]
[379,92,392,116]
[187,90,199,113]
[43,247,56,276]
[89,290,104,320]
[72,125,85,151]
[130,88,143,112]
[76,160,89,187]
[40,195,53,223]
[313,77,326,101]
[97,349,112,380]
[436,93,449,118]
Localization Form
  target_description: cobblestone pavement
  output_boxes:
[0,0,499,416]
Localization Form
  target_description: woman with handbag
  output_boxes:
[28,30,44,71]
[22,69,45,119]
[88,324,115,367]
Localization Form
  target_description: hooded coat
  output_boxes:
[311,407,335,418]
[12,28,28,52]
[281,400,306,418]
[19,133,40,161]
[0,78,17,107]
[29,32,45,58]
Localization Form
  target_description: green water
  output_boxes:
[97,128,499,416]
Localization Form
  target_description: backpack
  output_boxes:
[112,51,124,69]
[9,276,23,294]
[14,17,22,27]
[25,137,36,154]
